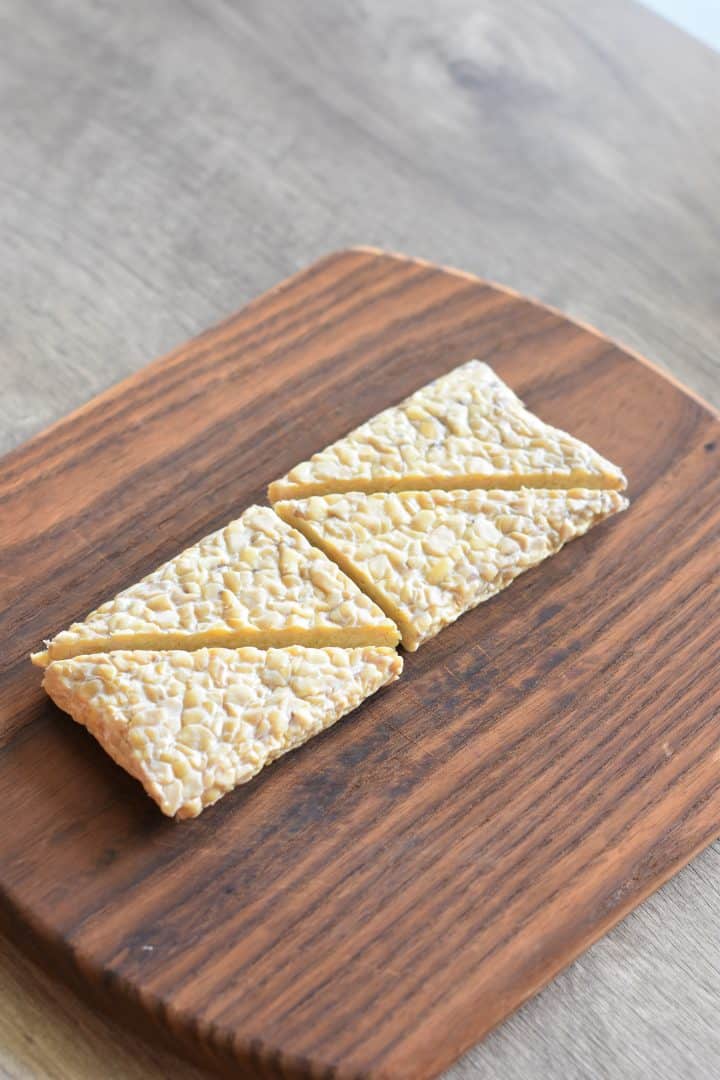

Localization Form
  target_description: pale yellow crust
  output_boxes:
[43,646,403,818]
[276,489,628,650]
[268,360,627,501]
[34,506,399,666]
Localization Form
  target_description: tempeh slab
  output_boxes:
[32,505,398,666]
[276,488,628,650]
[43,646,402,818]
[268,358,627,501]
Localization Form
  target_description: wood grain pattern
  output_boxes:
[2,2,720,1077]
[1,249,719,1079]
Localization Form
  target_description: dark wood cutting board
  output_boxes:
[1,249,719,1079]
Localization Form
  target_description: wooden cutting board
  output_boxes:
[1,249,718,1079]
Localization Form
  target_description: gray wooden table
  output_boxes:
[2,1,719,1077]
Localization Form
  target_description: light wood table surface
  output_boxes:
[1,1,719,1077]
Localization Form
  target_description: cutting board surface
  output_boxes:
[1,250,719,1079]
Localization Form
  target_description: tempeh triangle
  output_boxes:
[268,360,626,501]
[32,506,399,666]
[43,645,402,818]
[276,489,627,650]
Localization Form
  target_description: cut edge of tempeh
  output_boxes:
[31,622,399,668]
[274,506,418,649]
[269,466,626,503]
